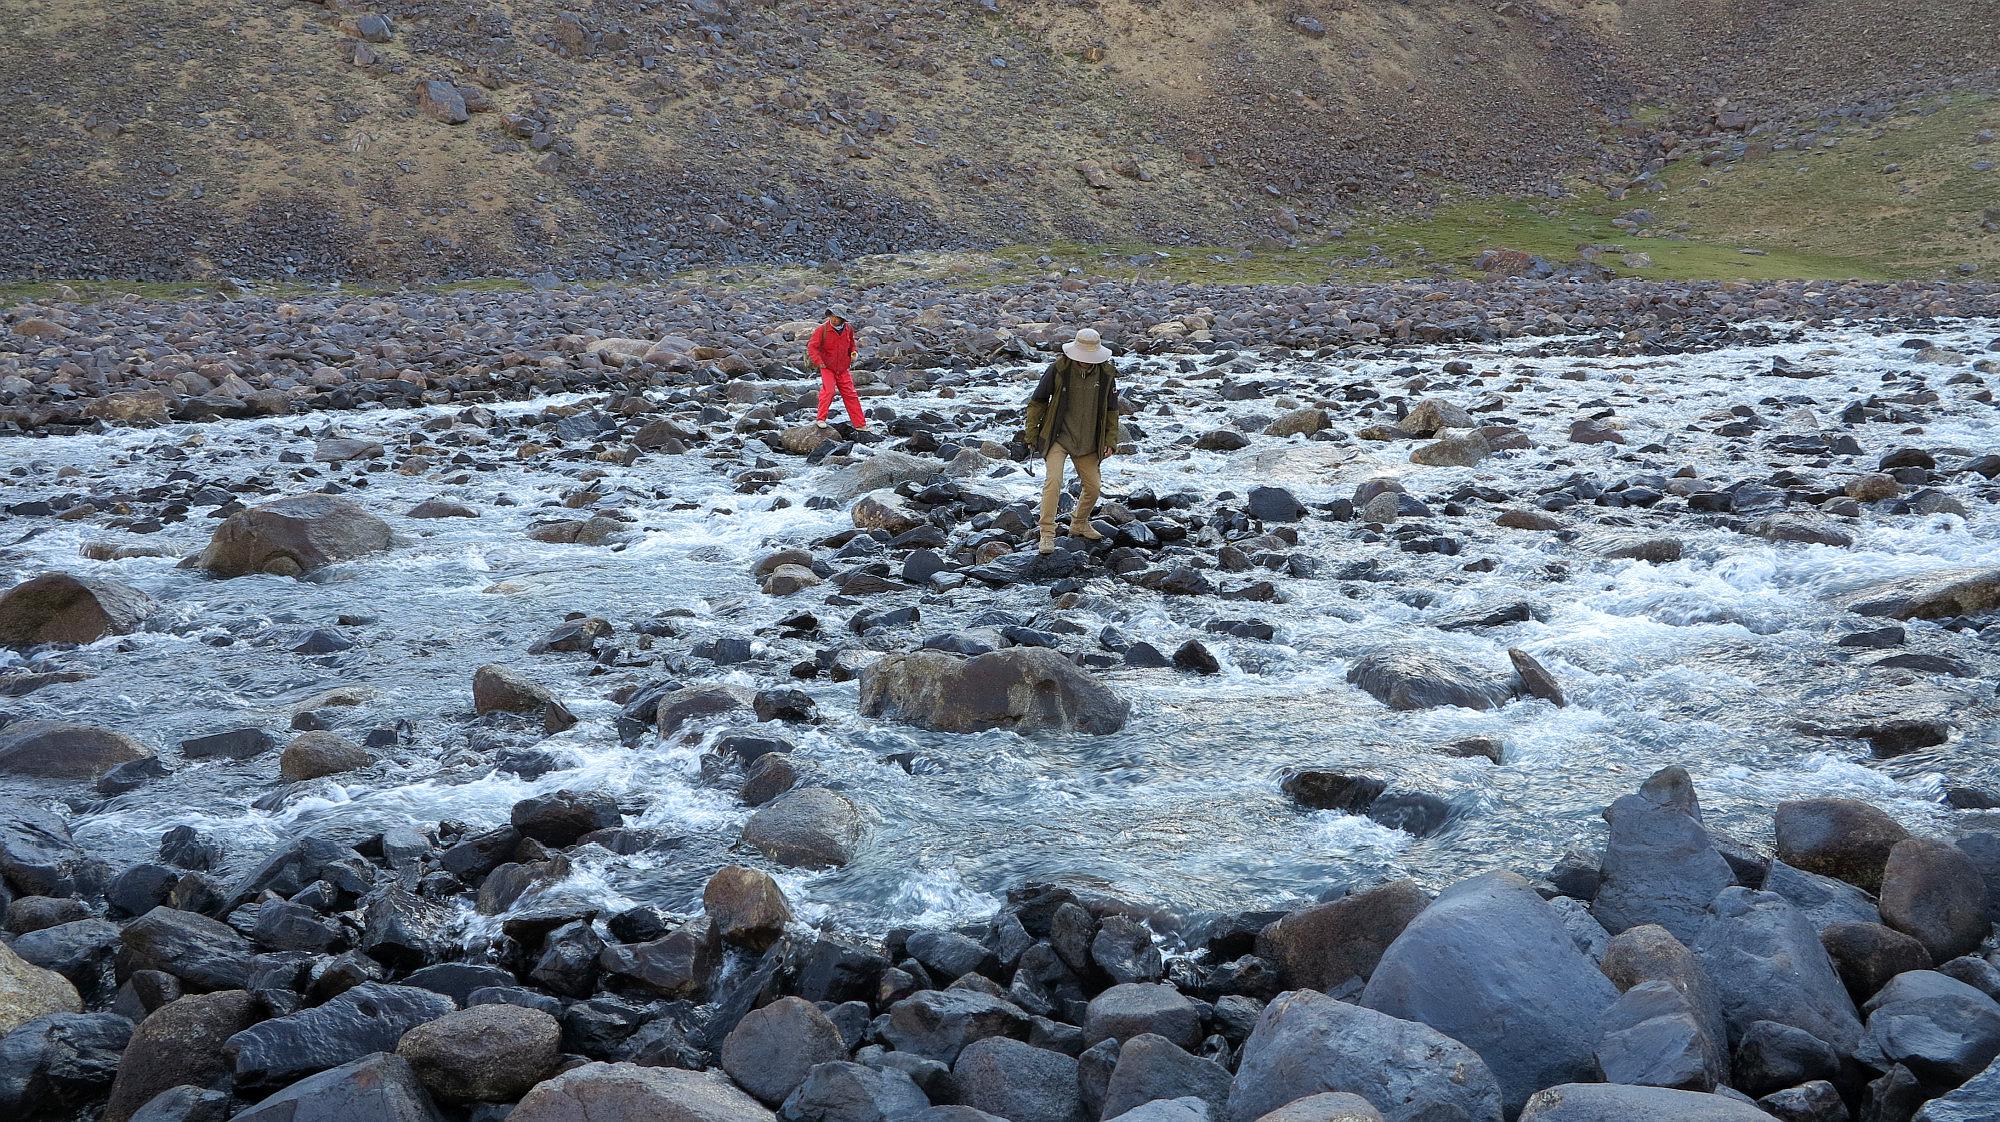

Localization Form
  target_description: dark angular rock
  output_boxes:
[1692,888,1862,1055]
[883,989,1032,1064]
[1254,880,1428,995]
[952,1037,1082,1122]
[104,989,264,1122]
[121,906,256,990]
[1878,838,1988,963]
[779,1060,929,1122]
[230,1052,445,1122]
[1101,1033,1230,1120]
[1591,768,1734,945]
[1731,1018,1841,1097]
[0,1011,133,1119]
[223,982,454,1091]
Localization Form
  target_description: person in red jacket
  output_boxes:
[807,306,864,429]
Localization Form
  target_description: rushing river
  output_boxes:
[3,320,1997,933]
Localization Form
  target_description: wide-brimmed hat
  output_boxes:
[1062,327,1112,364]
[825,305,851,321]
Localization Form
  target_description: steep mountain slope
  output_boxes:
[2,0,1994,282]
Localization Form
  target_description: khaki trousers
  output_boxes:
[1039,443,1102,534]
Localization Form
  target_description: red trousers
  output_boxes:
[816,367,864,426]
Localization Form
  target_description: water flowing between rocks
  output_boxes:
[3,319,1996,938]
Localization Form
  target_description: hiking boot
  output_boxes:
[1070,521,1104,541]
[1037,531,1056,555]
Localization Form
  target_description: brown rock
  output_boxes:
[703,866,792,951]
[0,572,153,647]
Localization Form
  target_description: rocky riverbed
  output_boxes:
[1,296,1998,1122]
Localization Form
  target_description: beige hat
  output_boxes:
[1062,327,1113,364]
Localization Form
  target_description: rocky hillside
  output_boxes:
[3,0,1995,282]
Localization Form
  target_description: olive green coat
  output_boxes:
[1025,356,1121,457]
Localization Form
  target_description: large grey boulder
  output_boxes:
[1345,648,1513,711]
[0,941,80,1036]
[0,573,153,647]
[1516,1084,1777,1121]
[510,1063,776,1122]
[1590,768,1734,945]
[1878,838,1989,962]
[822,451,939,502]
[882,990,1032,1064]
[1691,888,1862,1055]
[741,788,864,869]
[779,1061,930,1122]
[952,1037,1084,1122]
[1106,1101,1212,1122]
[194,495,393,578]
[0,721,151,780]
[231,1053,445,1122]
[722,996,849,1106]
[1361,872,1617,1115]
[104,990,263,1122]
[224,982,454,1091]
[1225,989,1502,1122]
[1254,880,1429,995]
[1101,1033,1230,1121]
[1860,970,2000,1088]
[1593,980,1725,1092]
[860,649,1131,734]
[1760,860,1878,934]
[394,1003,562,1103]
[656,684,757,740]
[1084,984,1203,1050]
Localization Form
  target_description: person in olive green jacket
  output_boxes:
[1024,328,1122,554]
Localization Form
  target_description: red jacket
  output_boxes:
[807,321,857,375]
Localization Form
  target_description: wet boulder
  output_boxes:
[1254,879,1429,994]
[1860,970,2000,1088]
[0,806,99,897]
[1409,430,1490,467]
[120,906,256,990]
[0,573,153,647]
[952,1037,1083,1122]
[657,683,757,740]
[704,865,792,951]
[103,990,264,1122]
[1516,1084,1776,1120]
[1691,888,1862,1055]
[1225,988,1502,1122]
[223,982,454,1091]
[1591,767,1735,944]
[512,789,621,846]
[509,1062,777,1122]
[395,1003,561,1103]
[472,665,577,733]
[1773,798,1910,893]
[822,451,939,502]
[194,495,393,578]
[859,648,1131,734]
[1397,398,1474,437]
[0,1010,133,1119]
[0,942,80,1035]
[1345,647,1513,711]
[0,721,151,780]
[1360,871,1618,1115]
[721,996,848,1106]
[279,732,373,782]
[741,787,863,868]
[1101,1033,1230,1120]
[1878,838,1989,962]
[10,918,119,991]
[231,1052,445,1122]
[1731,1019,1839,1098]
[1841,566,2000,620]
[123,1085,235,1122]
[883,989,1033,1064]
